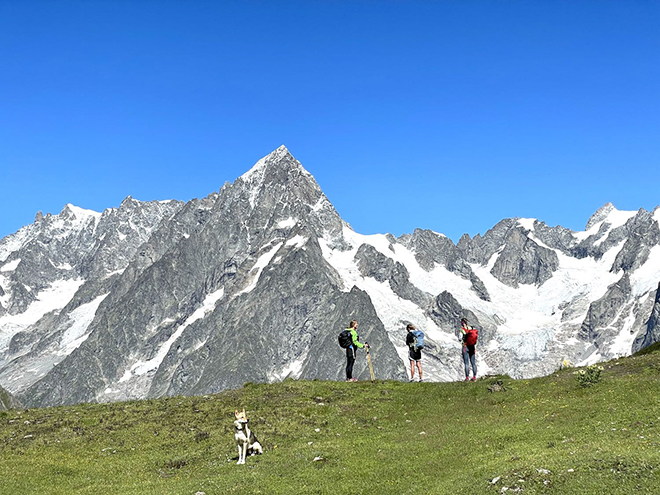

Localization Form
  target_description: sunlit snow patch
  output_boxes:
[278,217,297,229]
[0,258,21,272]
[268,354,307,382]
[630,245,660,296]
[236,242,284,295]
[286,235,307,249]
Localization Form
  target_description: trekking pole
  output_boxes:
[365,343,375,382]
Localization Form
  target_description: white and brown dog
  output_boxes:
[234,408,263,464]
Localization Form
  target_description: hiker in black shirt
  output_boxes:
[406,324,423,382]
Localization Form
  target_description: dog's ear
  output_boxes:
[242,407,246,416]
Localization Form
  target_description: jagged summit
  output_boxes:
[59,204,102,222]
[234,146,328,216]
[585,202,616,230]
[239,145,312,184]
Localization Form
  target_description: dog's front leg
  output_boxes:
[237,442,244,464]
[241,441,248,464]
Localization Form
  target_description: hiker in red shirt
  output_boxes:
[460,318,478,381]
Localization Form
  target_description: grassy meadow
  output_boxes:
[1,346,660,494]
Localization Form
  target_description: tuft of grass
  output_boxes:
[1,348,660,493]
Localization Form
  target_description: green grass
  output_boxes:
[1,350,660,494]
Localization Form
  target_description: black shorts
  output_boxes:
[409,347,422,362]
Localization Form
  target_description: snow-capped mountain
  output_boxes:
[1,146,658,407]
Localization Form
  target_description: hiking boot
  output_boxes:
[471,376,477,381]
[464,377,470,381]
[350,378,357,382]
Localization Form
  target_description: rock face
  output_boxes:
[633,282,660,353]
[0,383,20,410]
[1,146,660,408]
[490,228,560,288]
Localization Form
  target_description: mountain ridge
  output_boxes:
[1,146,659,407]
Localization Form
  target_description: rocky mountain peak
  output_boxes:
[585,202,616,230]
[223,146,344,243]
[238,146,315,194]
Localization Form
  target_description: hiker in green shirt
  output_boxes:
[345,320,368,381]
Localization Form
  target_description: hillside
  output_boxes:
[2,348,659,494]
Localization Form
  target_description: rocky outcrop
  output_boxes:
[579,274,632,345]
[428,291,472,331]
[633,283,660,353]
[490,228,559,287]
[355,244,431,308]
[0,383,20,410]
[611,210,660,274]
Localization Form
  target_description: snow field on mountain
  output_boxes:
[473,241,624,337]
[607,302,642,359]
[58,293,109,355]
[0,278,84,353]
[0,258,21,272]
[630,245,660,296]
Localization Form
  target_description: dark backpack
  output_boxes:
[411,330,425,350]
[338,329,353,349]
[465,327,478,346]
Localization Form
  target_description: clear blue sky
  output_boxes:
[1,1,659,243]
